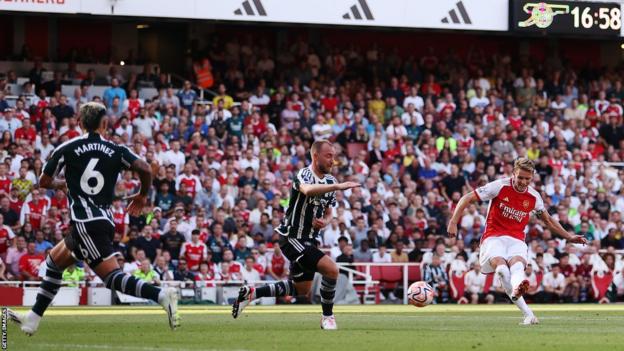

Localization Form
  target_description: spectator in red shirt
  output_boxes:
[0,213,15,261]
[18,242,44,281]
[558,253,579,302]
[0,164,11,196]
[14,117,37,144]
[50,189,68,211]
[320,87,339,113]
[20,188,49,231]
[266,245,288,280]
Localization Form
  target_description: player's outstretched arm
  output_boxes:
[40,146,67,191]
[126,159,152,216]
[39,174,67,192]
[299,181,360,197]
[447,191,478,238]
[536,210,588,245]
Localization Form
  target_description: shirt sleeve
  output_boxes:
[119,145,140,170]
[293,168,314,190]
[474,179,505,202]
[42,145,66,177]
[6,226,15,239]
[329,191,337,207]
[531,190,546,216]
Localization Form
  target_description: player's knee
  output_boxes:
[490,257,507,268]
[294,283,311,295]
[326,264,339,279]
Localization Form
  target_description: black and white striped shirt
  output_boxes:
[276,166,337,240]
[42,133,139,225]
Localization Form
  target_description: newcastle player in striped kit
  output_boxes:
[232,140,360,329]
[8,102,179,335]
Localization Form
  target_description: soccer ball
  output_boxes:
[407,281,434,307]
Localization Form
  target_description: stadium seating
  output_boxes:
[591,271,613,302]
[449,271,466,302]
[483,274,495,294]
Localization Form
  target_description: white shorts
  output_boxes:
[479,236,528,274]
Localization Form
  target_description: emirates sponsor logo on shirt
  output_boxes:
[498,202,528,223]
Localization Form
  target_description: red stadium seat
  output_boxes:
[407,264,422,282]
[535,271,543,289]
[380,265,403,290]
[591,271,613,301]
[483,273,494,293]
[449,271,466,302]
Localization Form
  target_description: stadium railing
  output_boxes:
[336,262,423,304]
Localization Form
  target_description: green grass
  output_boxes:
[5,305,624,351]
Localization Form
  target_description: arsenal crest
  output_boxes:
[523,200,530,209]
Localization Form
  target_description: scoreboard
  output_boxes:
[510,0,622,37]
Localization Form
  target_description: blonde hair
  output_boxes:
[514,157,535,173]
[311,139,333,154]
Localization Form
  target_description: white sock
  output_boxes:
[514,296,534,317]
[509,262,525,290]
[495,265,513,297]
[27,310,42,324]
[157,289,166,304]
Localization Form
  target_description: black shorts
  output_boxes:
[279,236,326,282]
[65,220,115,267]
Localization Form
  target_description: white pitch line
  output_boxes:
[28,343,251,351]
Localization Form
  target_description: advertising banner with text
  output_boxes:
[1,0,509,32]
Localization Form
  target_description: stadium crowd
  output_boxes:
[1,37,624,304]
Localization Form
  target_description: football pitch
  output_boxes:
[4,304,624,351]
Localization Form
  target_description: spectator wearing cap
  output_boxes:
[2,108,22,137]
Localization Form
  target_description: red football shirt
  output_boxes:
[15,127,37,143]
[19,253,44,279]
[0,225,15,255]
[475,177,545,243]
[112,207,128,235]
[23,200,48,230]
[270,254,286,277]
[0,176,11,194]
[181,242,208,271]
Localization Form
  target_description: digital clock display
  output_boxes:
[511,0,622,36]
